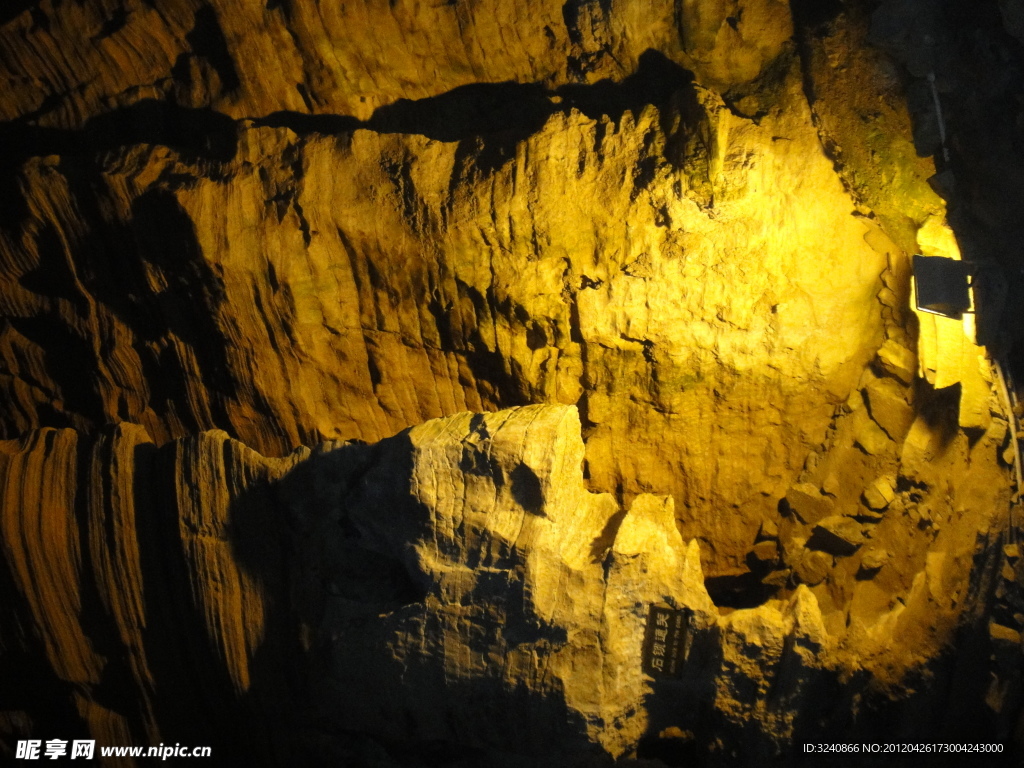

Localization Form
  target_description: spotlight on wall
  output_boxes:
[913,254,973,319]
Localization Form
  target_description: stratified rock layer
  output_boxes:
[0,405,1019,765]
[0,35,906,577]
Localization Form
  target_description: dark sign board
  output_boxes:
[913,254,972,319]
[642,605,690,679]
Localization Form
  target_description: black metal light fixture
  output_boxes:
[913,254,973,319]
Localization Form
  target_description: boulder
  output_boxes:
[877,339,917,384]
[794,551,833,586]
[863,476,896,511]
[762,569,792,588]
[783,483,835,525]
[752,540,780,564]
[758,518,780,540]
[864,378,915,442]
[855,417,893,456]
[859,548,889,575]
[810,516,866,556]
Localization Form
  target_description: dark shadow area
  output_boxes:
[4,315,107,424]
[588,509,627,562]
[636,621,719,767]
[121,187,236,429]
[634,734,699,767]
[789,0,847,31]
[703,571,778,609]
[11,160,236,435]
[510,462,545,514]
[0,100,236,231]
[224,430,599,764]
[557,49,695,124]
[92,5,128,41]
[1012,339,1024,384]
[369,81,553,142]
[184,5,240,93]
[453,283,532,407]
[913,378,962,451]
[366,49,693,142]
[0,0,39,26]
[125,189,228,348]
[85,100,238,162]
[16,224,84,305]
[255,110,360,134]
[255,49,695,178]
[0,99,238,173]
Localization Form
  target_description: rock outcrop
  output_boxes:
[0,0,941,582]
[0,406,715,764]
[2,0,1024,763]
[0,405,1020,765]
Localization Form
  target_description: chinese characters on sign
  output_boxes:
[641,605,690,679]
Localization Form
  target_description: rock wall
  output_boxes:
[1,0,1024,764]
[1,0,924,577]
[0,405,1018,765]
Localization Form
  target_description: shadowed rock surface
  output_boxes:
[2,0,1024,764]
[0,405,1020,765]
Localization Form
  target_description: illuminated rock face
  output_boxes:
[0,404,1016,763]
[0,0,904,578]
[1,0,1023,764]
[0,407,714,762]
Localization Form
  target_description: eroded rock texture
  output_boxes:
[0,405,1017,765]
[2,0,1024,764]
[0,0,928,574]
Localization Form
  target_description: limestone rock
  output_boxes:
[762,569,792,589]
[855,415,893,456]
[863,378,915,442]
[1004,441,1018,467]
[793,550,832,587]
[863,476,897,511]
[783,483,834,525]
[713,586,832,753]
[321,405,717,759]
[0,0,903,582]
[990,622,1022,650]
[858,506,886,523]
[11,395,1002,762]
[758,518,780,540]
[0,407,1019,760]
[0,0,1022,761]
[751,539,780,564]
[810,516,866,556]
[859,548,890,575]
[877,339,917,384]
[0,405,723,762]
[822,469,842,498]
